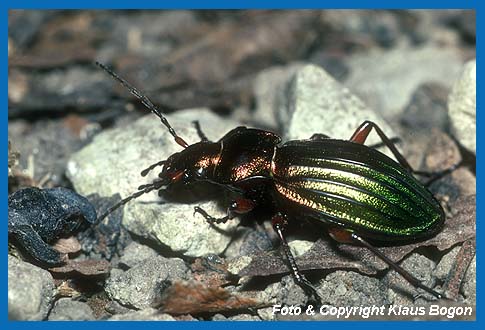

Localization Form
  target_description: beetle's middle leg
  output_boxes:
[272,213,322,304]
[194,198,255,224]
[329,227,444,300]
[349,120,459,184]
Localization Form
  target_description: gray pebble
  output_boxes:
[252,64,304,129]
[105,256,188,309]
[108,308,176,321]
[227,314,261,321]
[345,46,463,119]
[8,255,55,320]
[317,271,388,306]
[258,275,308,307]
[281,64,396,158]
[448,59,476,153]
[462,255,476,304]
[118,241,159,269]
[48,298,95,321]
[433,246,461,281]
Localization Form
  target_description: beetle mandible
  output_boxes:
[95,62,455,302]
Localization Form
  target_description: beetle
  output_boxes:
[95,62,455,302]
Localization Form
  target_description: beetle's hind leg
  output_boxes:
[330,228,444,300]
[272,213,322,305]
[349,121,459,184]
[350,121,415,171]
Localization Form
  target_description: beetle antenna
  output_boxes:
[95,179,166,224]
[95,61,189,148]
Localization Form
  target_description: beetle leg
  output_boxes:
[340,230,444,300]
[194,198,255,224]
[310,133,330,140]
[350,121,460,183]
[10,224,66,266]
[192,120,210,142]
[350,121,415,172]
[414,161,462,187]
[367,137,401,149]
[272,213,321,304]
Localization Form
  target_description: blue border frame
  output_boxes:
[4,1,479,329]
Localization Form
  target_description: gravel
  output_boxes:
[48,298,95,321]
[448,59,476,153]
[8,255,55,320]
[105,256,189,309]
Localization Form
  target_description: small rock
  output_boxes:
[227,256,253,275]
[223,226,273,260]
[448,59,476,153]
[104,300,134,315]
[433,246,461,281]
[252,64,304,129]
[257,307,276,321]
[288,239,314,258]
[118,241,159,269]
[282,64,397,158]
[8,255,55,320]
[227,314,261,321]
[259,275,308,307]
[67,109,242,257]
[400,83,450,132]
[105,256,188,309]
[345,46,463,119]
[108,308,176,321]
[317,271,388,306]
[212,313,227,321]
[48,298,95,321]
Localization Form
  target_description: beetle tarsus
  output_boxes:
[193,206,232,224]
[310,133,330,140]
[414,161,462,187]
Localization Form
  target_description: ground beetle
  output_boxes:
[96,62,456,302]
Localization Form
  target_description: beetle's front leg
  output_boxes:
[194,198,255,224]
[272,213,321,304]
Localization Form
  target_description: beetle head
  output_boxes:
[160,142,221,186]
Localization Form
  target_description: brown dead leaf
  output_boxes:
[157,281,262,315]
[49,259,111,278]
[52,236,82,254]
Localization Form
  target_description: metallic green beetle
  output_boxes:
[97,62,450,302]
